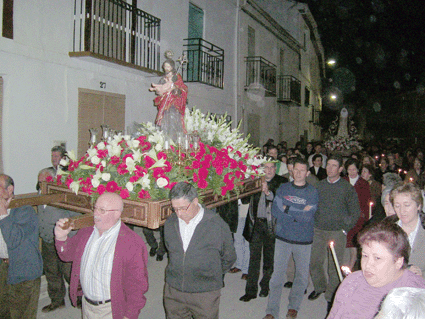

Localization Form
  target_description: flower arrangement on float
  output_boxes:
[324,135,362,152]
[51,108,266,201]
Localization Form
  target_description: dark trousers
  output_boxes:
[42,239,72,305]
[143,226,166,256]
[0,261,41,319]
[310,228,346,302]
[163,283,221,319]
[245,219,275,295]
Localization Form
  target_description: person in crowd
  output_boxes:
[142,226,166,261]
[386,153,400,173]
[303,142,314,159]
[309,154,327,181]
[327,221,425,319]
[374,287,425,319]
[308,154,360,315]
[405,157,424,189]
[37,168,81,312]
[263,158,318,319]
[362,155,376,169]
[308,143,327,168]
[0,174,43,319]
[37,145,68,191]
[361,164,382,207]
[54,192,149,319]
[285,156,319,188]
[51,145,67,173]
[163,182,236,318]
[240,159,287,302]
[267,145,288,176]
[228,199,250,280]
[344,159,371,270]
[389,183,425,278]
[375,157,390,184]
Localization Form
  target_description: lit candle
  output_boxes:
[409,177,414,183]
[369,201,374,219]
[341,266,352,277]
[329,241,343,282]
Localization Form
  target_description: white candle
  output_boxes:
[329,241,343,282]
[369,201,373,219]
[164,140,169,150]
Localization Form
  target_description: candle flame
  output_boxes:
[369,201,374,206]
[329,241,334,248]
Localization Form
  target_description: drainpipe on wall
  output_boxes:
[234,0,241,130]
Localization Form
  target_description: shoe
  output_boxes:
[284,281,293,288]
[149,247,157,257]
[304,289,307,294]
[308,290,323,300]
[156,254,164,261]
[76,296,82,309]
[239,294,256,302]
[241,274,248,280]
[259,289,269,297]
[229,267,242,273]
[286,309,298,318]
[42,301,65,313]
[263,315,275,319]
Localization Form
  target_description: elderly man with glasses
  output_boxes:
[54,192,149,319]
[163,182,236,319]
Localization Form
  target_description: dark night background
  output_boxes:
[299,0,425,141]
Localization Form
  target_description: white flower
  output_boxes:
[126,157,136,173]
[59,158,69,167]
[87,148,97,158]
[155,143,163,152]
[70,181,80,194]
[97,142,106,150]
[67,150,77,161]
[132,149,142,163]
[107,144,122,157]
[101,160,106,167]
[101,173,111,181]
[91,178,100,188]
[139,174,151,189]
[156,177,168,188]
[91,156,100,165]
[129,139,140,148]
[126,182,134,192]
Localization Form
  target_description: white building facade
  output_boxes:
[0,0,324,193]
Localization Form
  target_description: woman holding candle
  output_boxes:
[361,164,382,208]
[327,221,425,319]
[344,159,371,269]
[404,157,425,189]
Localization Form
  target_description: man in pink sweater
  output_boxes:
[55,192,149,319]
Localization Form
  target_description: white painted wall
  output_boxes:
[0,0,322,194]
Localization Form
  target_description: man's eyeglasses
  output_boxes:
[171,201,192,213]
[93,206,119,214]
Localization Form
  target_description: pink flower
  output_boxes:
[120,189,130,199]
[198,179,208,189]
[106,181,118,192]
[97,149,108,158]
[97,184,106,195]
[110,156,120,165]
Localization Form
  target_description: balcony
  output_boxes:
[183,38,224,89]
[71,0,161,74]
[277,75,301,105]
[244,57,276,97]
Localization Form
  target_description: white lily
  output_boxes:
[67,150,77,161]
[101,173,111,181]
[70,181,80,194]
[97,141,106,150]
[156,177,168,188]
[126,182,134,192]
[59,158,69,167]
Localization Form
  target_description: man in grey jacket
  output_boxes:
[163,182,236,319]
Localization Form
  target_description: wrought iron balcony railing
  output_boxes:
[277,75,301,105]
[183,38,224,89]
[244,57,276,97]
[72,0,161,72]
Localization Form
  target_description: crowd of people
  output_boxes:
[1,138,425,319]
[230,138,425,319]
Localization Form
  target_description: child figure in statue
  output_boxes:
[149,52,188,141]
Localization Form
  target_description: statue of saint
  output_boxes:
[149,51,188,141]
[337,107,349,138]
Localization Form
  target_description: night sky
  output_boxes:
[300,0,425,139]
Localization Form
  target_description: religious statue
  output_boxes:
[337,107,349,138]
[149,50,188,141]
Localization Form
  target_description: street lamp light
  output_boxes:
[327,59,336,66]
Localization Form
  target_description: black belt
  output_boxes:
[84,296,111,306]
